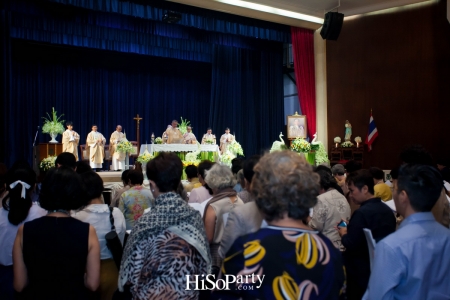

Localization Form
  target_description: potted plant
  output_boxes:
[42,107,65,143]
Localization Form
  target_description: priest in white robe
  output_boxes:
[183,126,197,144]
[201,128,216,145]
[86,124,106,171]
[162,120,184,144]
[220,127,235,154]
[62,121,80,160]
[110,125,125,171]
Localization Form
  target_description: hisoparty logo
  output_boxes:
[186,274,265,291]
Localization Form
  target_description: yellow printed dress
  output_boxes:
[218,225,345,300]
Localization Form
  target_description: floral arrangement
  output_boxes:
[40,156,56,171]
[204,137,215,144]
[116,140,136,154]
[155,137,163,144]
[221,151,236,166]
[42,107,65,134]
[341,141,354,148]
[136,151,153,164]
[290,137,311,153]
[185,143,202,162]
[178,117,191,135]
[314,142,330,165]
[182,160,201,167]
[227,141,244,156]
[354,136,362,143]
[334,136,341,143]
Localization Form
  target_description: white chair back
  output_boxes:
[363,228,376,271]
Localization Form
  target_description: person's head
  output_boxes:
[231,158,243,175]
[237,169,245,188]
[204,164,236,193]
[345,160,362,174]
[251,151,319,222]
[315,169,336,194]
[116,125,122,132]
[2,168,36,225]
[316,165,332,176]
[225,127,230,134]
[207,128,212,134]
[171,120,178,128]
[66,121,73,130]
[185,165,198,181]
[121,170,130,186]
[55,152,77,170]
[346,170,375,204]
[92,124,98,132]
[75,161,92,174]
[187,126,192,133]
[146,152,182,196]
[40,166,89,211]
[80,171,104,202]
[395,164,442,217]
[400,144,433,166]
[369,167,385,183]
[197,160,214,185]
[242,155,261,189]
[294,119,299,126]
[128,170,144,186]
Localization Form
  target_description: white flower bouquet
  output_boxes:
[228,141,244,156]
[290,137,311,153]
[136,151,153,164]
[204,137,215,144]
[221,151,236,165]
[334,136,341,143]
[155,137,163,144]
[341,141,354,148]
[354,136,362,143]
[116,140,136,154]
[40,156,56,171]
[42,107,65,135]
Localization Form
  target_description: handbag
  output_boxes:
[105,207,124,270]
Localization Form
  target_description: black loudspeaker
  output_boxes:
[320,12,344,40]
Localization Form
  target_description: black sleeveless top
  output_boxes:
[22,216,90,300]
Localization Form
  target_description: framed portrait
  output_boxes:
[287,115,307,139]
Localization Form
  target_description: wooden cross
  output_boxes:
[134,114,143,149]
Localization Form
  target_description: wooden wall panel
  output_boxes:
[326,0,450,169]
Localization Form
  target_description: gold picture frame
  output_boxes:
[287,114,307,140]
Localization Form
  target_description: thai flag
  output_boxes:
[365,112,378,151]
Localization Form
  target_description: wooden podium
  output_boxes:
[33,143,63,173]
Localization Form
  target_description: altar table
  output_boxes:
[139,144,220,162]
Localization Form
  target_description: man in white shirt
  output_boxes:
[86,125,106,171]
[220,127,235,154]
[62,121,80,160]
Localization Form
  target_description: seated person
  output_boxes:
[370,167,392,201]
[183,126,197,144]
[189,161,214,204]
[184,165,201,192]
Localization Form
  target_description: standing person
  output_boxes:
[110,125,125,171]
[118,152,211,299]
[86,124,106,171]
[12,167,100,299]
[203,164,244,274]
[0,168,47,299]
[219,127,235,154]
[72,171,126,300]
[337,170,396,300]
[218,151,345,299]
[201,128,216,144]
[189,161,214,204]
[119,170,154,230]
[183,126,197,144]
[364,164,450,299]
[162,120,184,144]
[62,121,80,161]
[308,170,351,251]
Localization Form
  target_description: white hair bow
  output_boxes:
[9,180,31,199]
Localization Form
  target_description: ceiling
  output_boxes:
[243,0,432,18]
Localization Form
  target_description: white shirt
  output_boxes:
[72,204,126,260]
[0,203,47,265]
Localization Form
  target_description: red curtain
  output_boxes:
[291,27,316,139]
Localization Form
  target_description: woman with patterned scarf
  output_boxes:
[118,152,211,299]
[203,164,244,275]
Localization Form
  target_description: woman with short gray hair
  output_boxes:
[203,164,243,275]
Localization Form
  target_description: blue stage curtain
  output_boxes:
[209,44,284,156]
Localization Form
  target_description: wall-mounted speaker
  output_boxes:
[320,12,344,40]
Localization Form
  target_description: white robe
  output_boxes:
[86,131,106,168]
